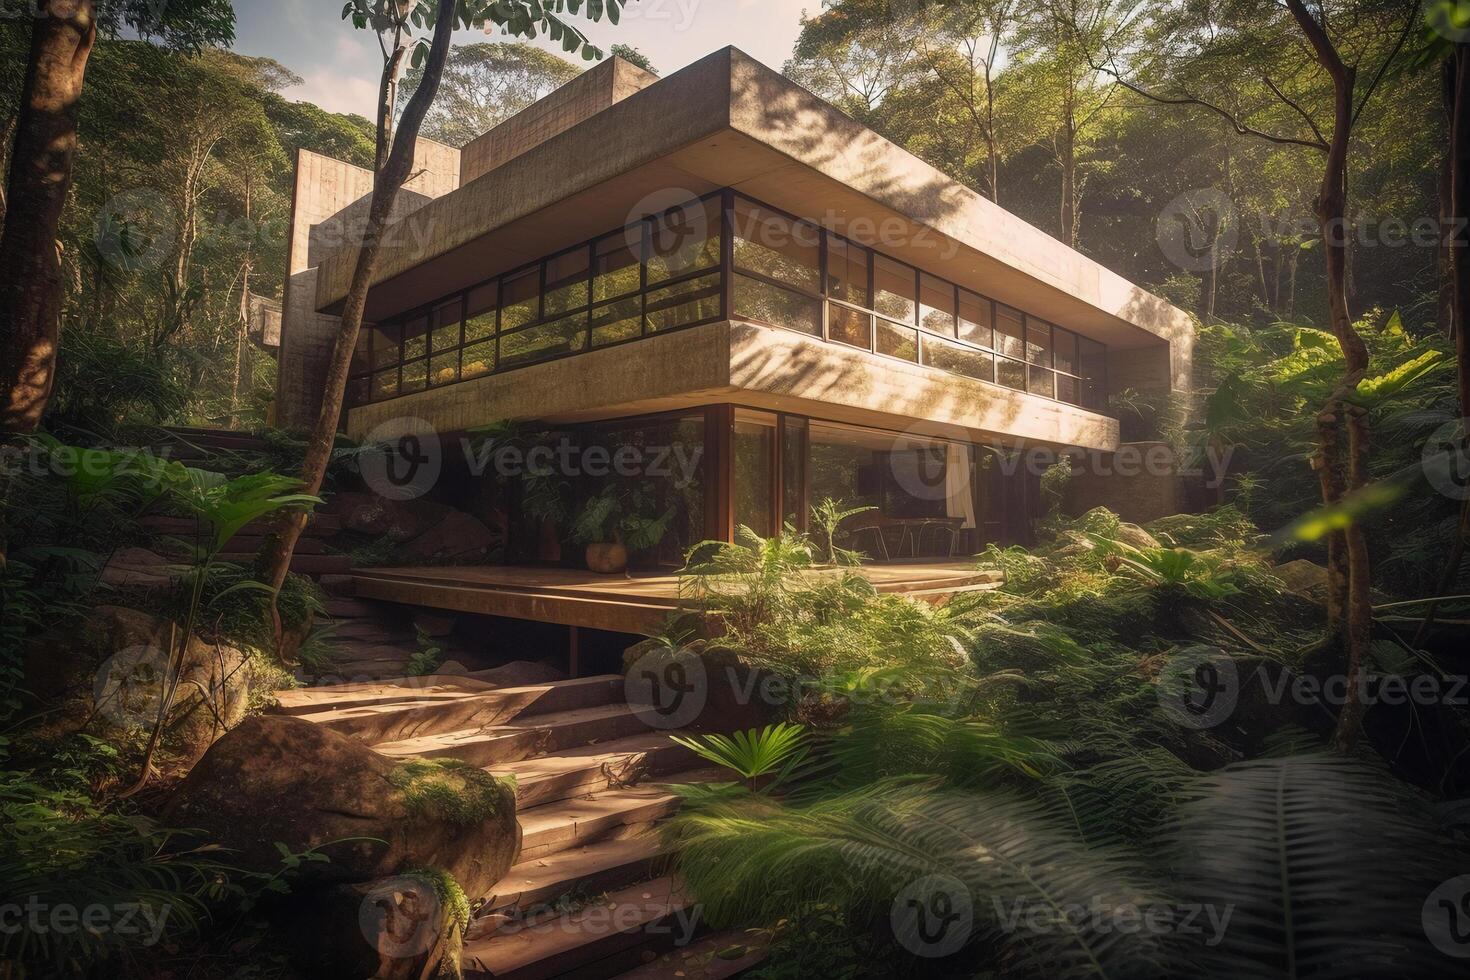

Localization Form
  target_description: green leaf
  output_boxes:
[1350,349,1449,407]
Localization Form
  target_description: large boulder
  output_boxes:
[329,491,450,542]
[164,714,519,901]
[24,605,249,759]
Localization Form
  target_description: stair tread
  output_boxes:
[374,701,641,758]
[482,835,670,916]
[612,929,769,980]
[496,731,691,783]
[467,875,692,979]
[515,768,720,849]
[274,674,618,714]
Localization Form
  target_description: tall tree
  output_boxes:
[0,0,234,436]
[260,0,623,626]
[398,41,581,147]
[1089,0,1423,749]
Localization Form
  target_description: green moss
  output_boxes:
[388,758,516,827]
[401,866,471,979]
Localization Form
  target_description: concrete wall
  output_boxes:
[460,57,657,186]
[1065,441,1181,525]
[276,141,460,428]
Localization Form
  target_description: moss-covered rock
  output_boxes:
[164,715,520,900]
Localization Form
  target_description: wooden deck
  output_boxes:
[350,561,1000,635]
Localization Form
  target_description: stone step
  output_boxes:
[141,513,343,537]
[214,552,352,575]
[465,875,696,980]
[612,929,769,979]
[373,702,652,768]
[272,675,504,714]
[482,834,669,914]
[292,676,626,744]
[515,769,718,861]
[322,597,383,619]
[496,732,702,810]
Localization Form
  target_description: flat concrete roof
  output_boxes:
[314,47,1191,359]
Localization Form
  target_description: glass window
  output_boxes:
[876,317,918,362]
[996,356,1026,391]
[500,313,587,368]
[544,247,589,316]
[1079,337,1106,382]
[430,351,458,387]
[919,273,955,336]
[1057,373,1081,405]
[371,368,398,400]
[781,416,807,529]
[732,199,820,292]
[590,297,642,347]
[828,303,872,350]
[735,274,820,335]
[465,283,497,342]
[461,340,494,379]
[431,301,461,353]
[733,411,777,538]
[371,323,401,369]
[646,272,720,332]
[402,315,428,362]
[995,304,1025,360]
[401,358,428,393]
[958,290,992,348]
[923,336,994,383]
[352,329,371,374]
[826,238,870,307]
[593,230,641,302]
[873,254,916,323]
[1026,317,1052,366]
[1029,365,1055,398]
[1053,327,1079,375]
[347,376,369,406]
[646,197,719,283]
[501,267,539,331]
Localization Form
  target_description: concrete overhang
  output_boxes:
[315,47,1190,360]
[344,320,1121,453]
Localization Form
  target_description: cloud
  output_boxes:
[285,72,381,117]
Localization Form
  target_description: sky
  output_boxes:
[230,0,815,117]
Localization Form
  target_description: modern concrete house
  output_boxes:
[278,47,1194,569]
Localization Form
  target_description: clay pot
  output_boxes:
[585,542,628,574]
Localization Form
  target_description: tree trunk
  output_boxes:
[0,0,97,436]
[261,0,458,624]
[1284,0,1372,751]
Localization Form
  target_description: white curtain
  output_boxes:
[945,442,977,529]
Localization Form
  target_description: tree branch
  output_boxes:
[1349,0,1422,129]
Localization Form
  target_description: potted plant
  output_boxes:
[570,484,676,574]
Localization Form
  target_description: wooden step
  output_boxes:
[482,835,668,913]
[374,702,652,768]
[322,597,383,618]
[497,732,702,810]
[292,676,625,744]
[516,770,717,861]
[465,875,697,980]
